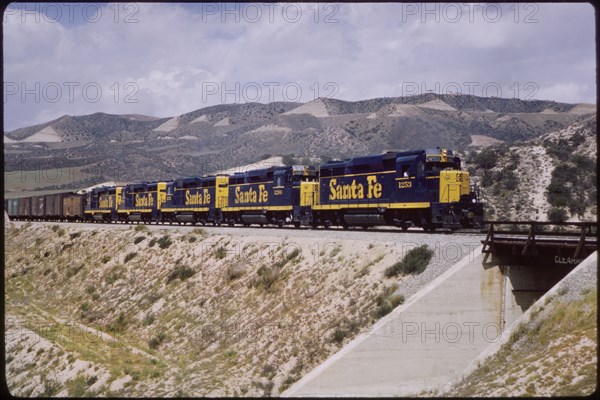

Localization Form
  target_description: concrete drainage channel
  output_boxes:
[282,248,596,397]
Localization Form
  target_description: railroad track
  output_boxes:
[10,219,487,236]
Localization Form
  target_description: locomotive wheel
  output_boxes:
[229,221,235,227]
[323,220,331,229]
[277,220,284,228]
[294,221,301,228]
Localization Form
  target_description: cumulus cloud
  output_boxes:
[3,2,596,131]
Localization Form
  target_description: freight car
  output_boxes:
[62,194,85,221]
[5,192,85,222]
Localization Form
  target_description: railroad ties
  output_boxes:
[481,221,598,267]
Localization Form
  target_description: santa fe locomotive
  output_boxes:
[5,148,484,231]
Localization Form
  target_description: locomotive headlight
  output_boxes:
[472,199,476,203]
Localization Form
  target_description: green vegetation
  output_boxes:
[214,245,227,259]
[474,148,498,169]
[124,252,137,263]
[385,245,433,277]
[166,264,195,284]
[547,207,568,222]
[134,224,148,232]
[134,236,145,244]
[70,232,81,240]
[544,136,596,218]
[148,332,167,350]
[374,284,404,318]
[157,235,172,249]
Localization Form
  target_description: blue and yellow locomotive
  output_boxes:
[313,148,482,230]
[61,147,484,231]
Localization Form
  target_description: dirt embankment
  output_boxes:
[4,223,474,397]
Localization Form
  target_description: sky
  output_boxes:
[3,2,596,131]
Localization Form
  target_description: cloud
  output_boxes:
[3,2,596,131]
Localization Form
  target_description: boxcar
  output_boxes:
[31,196,46,220]
[18,197,32,220]
[44,193,64,220]
[63,194,84,221]
[7,198,19,218]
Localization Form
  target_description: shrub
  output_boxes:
[226,262,245,281]
[70,232,81,240]
[166,264,195,284]
[384,245,433,277]
[157,236,172,249]
[107,312,128,333]
[548,208,568,222]
[252,264,282,291]
[51,225,60,232]
[331,328,348,343]
[148,238,157,248]
[474,148,498,169]
[374,284,404,318]
[148,332,167,349]
[143,313,155,326]
[135,224,148,232]
[188,236,197,243]
[101,255,111,264]
[134,236,145,244]
[124,252,137,263]
[481,170,495,188]
[214,245,227,259]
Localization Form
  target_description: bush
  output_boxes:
[481,170,495,188]
[157,236,172,249]
[374,284,404,318]
[148,238,157,248]
[70,232,81,240]
[166,264,195,284]
[548,208,568,222]
[124,252,137,263]
[253,264,281,291]
[226,262,245,281]
[384,245,433,277]
[474,148,498,169]
[134,236,145,244]
[214,245,227,259]
[101,255,111,264]
[148,332,166,349]
[135,224,148,232]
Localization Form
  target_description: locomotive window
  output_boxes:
[400,165,410,177]
[275,176,284,186]
[425,162,459,174]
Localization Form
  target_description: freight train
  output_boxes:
[5,148,484,231]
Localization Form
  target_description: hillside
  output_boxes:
[4,222,475,396]
[464,115,597,222]
[4,94,595,197]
